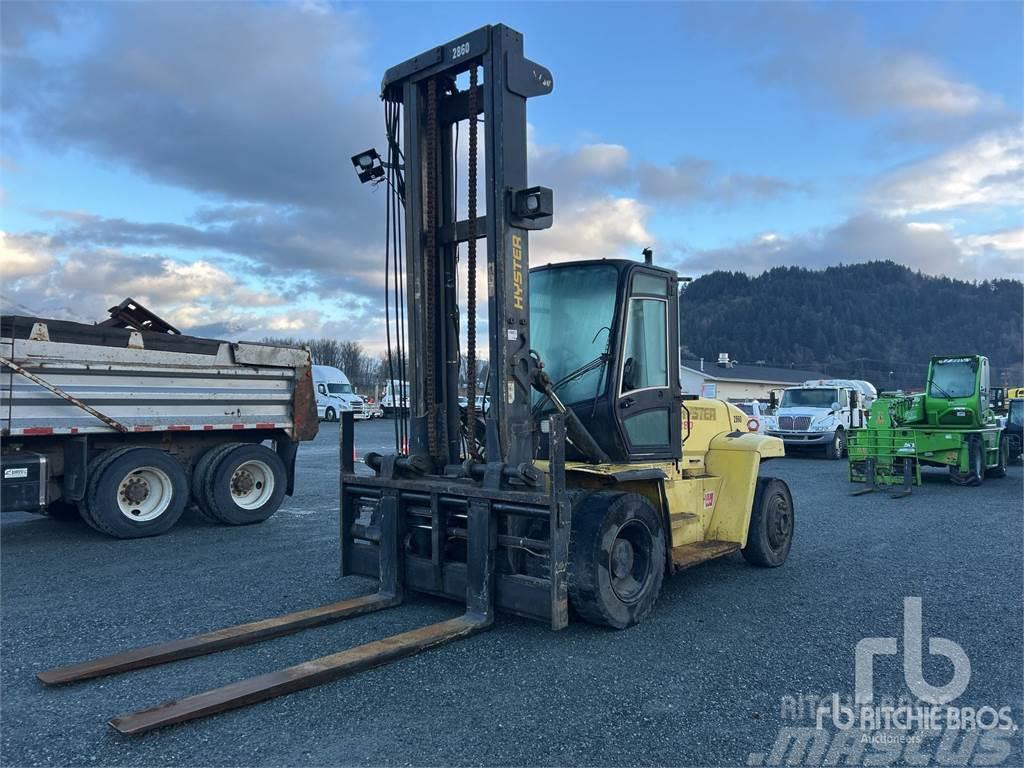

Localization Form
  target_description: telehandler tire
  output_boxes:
[950,435,984,486]
[741,477,794,568]
[984,435,1009,479]
[568,491,665,629]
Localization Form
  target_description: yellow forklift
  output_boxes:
[38,24,794,732]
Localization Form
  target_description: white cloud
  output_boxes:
[531,197,652,266]
[0,232,56,279]
[870,130,1024,215]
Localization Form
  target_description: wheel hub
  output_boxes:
[766,495,792,549]
[121,477,150,505]
[231,470,256,496]
[611,539,635,579]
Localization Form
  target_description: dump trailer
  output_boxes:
[1,302,318,538]
[848,355,1008,496]
[38,25,793,733]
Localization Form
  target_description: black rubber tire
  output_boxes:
[950,435,984,486]
[742,477,794,568]
[79,447,137,533]
[985,435,1008,479]
[568,491,665,629]
[324,407,337,423]
[190,443,241,520]
[84,448,188,538]
[825,429,845,460]
[203,443,287,525]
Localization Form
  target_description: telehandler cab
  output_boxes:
[38,24,794,733]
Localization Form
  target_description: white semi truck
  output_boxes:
[763,379,876,459]
[0,308,318,538]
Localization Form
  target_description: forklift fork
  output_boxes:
[38,417,498,734]
[850,458,878,496]
[107,498,496,734]
[889,458,915,499]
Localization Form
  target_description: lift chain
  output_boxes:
[465,65,479,459]
[424,78,439,457]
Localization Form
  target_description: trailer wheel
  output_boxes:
[324,407,337,422]
[84,448,188,538]
[825,429,845,460]
[203,444,286,525]
[742,477,794,568]
[950,436,984,486]
[568,491,665,629]
[984,435,1009,479]
[190,443,242,520]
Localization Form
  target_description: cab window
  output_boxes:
[620,298,668,393]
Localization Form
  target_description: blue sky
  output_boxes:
[2,1,1022,347]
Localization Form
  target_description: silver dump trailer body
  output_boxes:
[1,314,318,538]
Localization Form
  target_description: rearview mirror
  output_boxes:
[831,401,841,412]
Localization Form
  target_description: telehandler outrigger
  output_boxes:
[38,24,794,733]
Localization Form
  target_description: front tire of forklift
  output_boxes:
[84,448,189,538]
[984,435,1009,479]
[950,435,984,486]
[203,444,287,525]
[741,477,794,568]
[568,491,665,630]
[825,429,845,460]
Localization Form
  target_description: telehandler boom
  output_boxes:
[38,25,794,733]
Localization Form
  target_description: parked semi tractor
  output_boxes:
[848,354,1008,494]
[0,308,318,538]
[380,379,409,417]
[312,365,368,421]
[764,379,877,459]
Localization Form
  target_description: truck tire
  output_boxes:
[950,435,984,486]
[568,491,665,629]
[985,435,1009,479]
[190,443,241,520]
[203,444,287,525]
[741,477,794,568]
[83,447,188,538]
[324,407,337,422]
[825,429,845,460]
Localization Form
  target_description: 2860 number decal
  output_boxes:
[451,42,471,60]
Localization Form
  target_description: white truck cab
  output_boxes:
[312,366,366,421]
[763,379,876,459]
[381,380,410,417]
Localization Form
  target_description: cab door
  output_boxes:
[615,268,681,461]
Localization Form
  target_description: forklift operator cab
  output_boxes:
[531,259,681,463]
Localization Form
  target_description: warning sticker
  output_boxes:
[703,490,715,509]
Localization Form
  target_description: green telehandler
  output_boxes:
[848,355,1009,496]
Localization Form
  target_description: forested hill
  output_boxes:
[678,261,1023,390]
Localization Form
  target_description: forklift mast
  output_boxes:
[381,24,554,470]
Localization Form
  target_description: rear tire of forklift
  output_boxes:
[741,477,794,568]
[950,435,984,486]
[984,435,1008,479]
[568,491,665,629]
[825,429,845,460]
[83,447,189,538]
[203,444,287,525]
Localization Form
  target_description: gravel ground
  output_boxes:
[2,420,1021,767]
